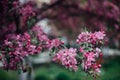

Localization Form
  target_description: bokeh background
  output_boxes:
[0,0,120,80]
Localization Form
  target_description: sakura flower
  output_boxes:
[93,31,106,40]
[53,48,78,71]
[76,31,106,44]
[95,48,101,53]
[20,5,35,21]
[46,38,64,50]
[92,63,101,73]
[84,52,95,62]
[79,47,84,53]
[76,32,92,44]
[32,25,49,42]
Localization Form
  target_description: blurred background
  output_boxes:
[0,0,120,80]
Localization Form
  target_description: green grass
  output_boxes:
[0,56,120,80]
[34,56,120,80]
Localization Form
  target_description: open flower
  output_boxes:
[53,48,78,71]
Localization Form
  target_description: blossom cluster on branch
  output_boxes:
[52,31,105,77]
[0,25,105,76]
[53,48,78,71]
[0,0,107,79]
[76,31,105,75]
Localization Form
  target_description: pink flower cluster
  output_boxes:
[46,38,64,50]
[76,31,106,44]
[2,32,42,70]
[92,63,102,73]
[76,31,105,73]
[83,51,101,73]
[32,25,63,49]
[53,48,78,71]
[32,25,49,42]
[0,24,105,76]
[1,25,64,70]
[20,5,35,21]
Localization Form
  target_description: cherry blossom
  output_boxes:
[53,48,78,71]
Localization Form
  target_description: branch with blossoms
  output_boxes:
[53,31,106,78]
[0,23,106,79]
[0,0,107,79]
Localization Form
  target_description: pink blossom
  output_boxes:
[53,48,78,71]
[22,32,31,45]
[4,39,12,46]
[95,48,101,53]
[82,51,102,73]
[79,47,84,53]
[2,31,44,70]
[92,63,101,73]
[76,32,92,44]
[35,45,42,53]
[38,35,49,42]
[20,5,35,21]
[83,52,95,70]
[84,52,95,62]
[93,31,106,40]
[46,38,64,49]
[82,60,92,70]
[76,31,106,44]
[32,25,49,42]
